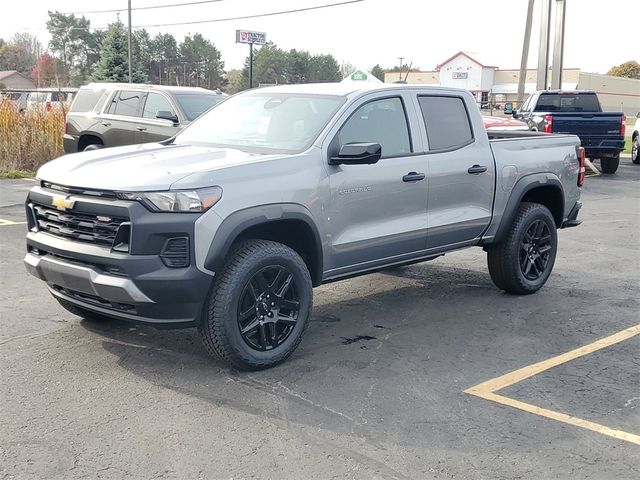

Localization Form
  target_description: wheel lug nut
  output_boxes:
[271,302,275,306]
[260,315,264,320]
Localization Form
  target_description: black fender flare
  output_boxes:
[491,173,564,244]
[204,203,324,286]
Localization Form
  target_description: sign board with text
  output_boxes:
[236,30,267,45]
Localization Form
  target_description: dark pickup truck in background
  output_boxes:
[512,90,626,174]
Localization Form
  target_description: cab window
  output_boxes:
[338,97,412,158]
[142,92,175,119]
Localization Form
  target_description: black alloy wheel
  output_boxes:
[238,265,300,351]
[519,219,553,281]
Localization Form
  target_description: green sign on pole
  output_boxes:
[350,70,368,81]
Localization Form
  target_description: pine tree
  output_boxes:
[93,21,146,83]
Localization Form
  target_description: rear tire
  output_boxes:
[632,136,639,165]
[600,155,620,174]
[198,240,313,370]
[487,202,558,295]
[54,297,114,322]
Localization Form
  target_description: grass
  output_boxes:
[0,101,65,175]
[0,169,36,179]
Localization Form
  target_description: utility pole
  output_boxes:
[249,43,254,88]
[517,0,535,105]
[536,0,552,90]
[398,57,404,81]
[127,0,133,83]
[551,0,566,89]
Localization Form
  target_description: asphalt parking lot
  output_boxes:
[1,160,639,479]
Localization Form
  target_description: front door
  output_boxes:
[134,92,182,144]
[416,95,494,248]
[325,96,429,273]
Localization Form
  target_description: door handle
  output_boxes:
[101,121,111,127]
[402,172,426,182]
[136,127,147,132]
[467,165,487,174]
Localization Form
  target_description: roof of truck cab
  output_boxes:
[248,82,467,97]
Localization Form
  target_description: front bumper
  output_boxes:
[25,232,213,327]
[25,185,215,328]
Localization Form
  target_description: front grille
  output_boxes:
[32,203,128,246]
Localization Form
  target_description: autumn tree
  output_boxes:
[31,53,58,87]
[607,61,640,79]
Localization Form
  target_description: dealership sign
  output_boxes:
[236,30,267,45]
[350,70,368,81]
[452,72,468,79]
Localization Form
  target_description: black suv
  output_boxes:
[63,83,227,153]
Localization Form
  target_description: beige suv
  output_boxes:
[63,83,226,153]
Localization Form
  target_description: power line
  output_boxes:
[61,0,226,16]
[132,0,365,28]
[54,0,367,31]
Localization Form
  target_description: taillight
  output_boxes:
[620,114,626,136]
[544,115,553,134]
[46,101,51,112]
[576,146,585,187]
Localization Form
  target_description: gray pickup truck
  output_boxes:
[24,84,584,370]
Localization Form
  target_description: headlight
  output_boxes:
[117,187,222,213]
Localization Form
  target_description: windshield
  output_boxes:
[174,93,226,121]
[175,92,346,154]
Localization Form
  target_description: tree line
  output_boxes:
[0,12,395,93]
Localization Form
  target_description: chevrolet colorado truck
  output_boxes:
[513,90,625,173]
[24,84,584,370]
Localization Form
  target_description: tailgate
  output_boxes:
[551,114,622,136]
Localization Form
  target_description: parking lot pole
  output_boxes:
[536,0,552,90]
[127,0,133,83]
[551,0,566,89]
[249,43,254,89]
[517,0,535,105]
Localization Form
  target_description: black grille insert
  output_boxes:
[160,236,190,268]
[32,203,128,246]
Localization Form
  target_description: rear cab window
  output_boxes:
[534,93,601,112]
[418,95,474,151]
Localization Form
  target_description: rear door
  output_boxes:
[100,90,144,147]
[134,91,182,144]
[417,94,495,248]
[325,94,429,273]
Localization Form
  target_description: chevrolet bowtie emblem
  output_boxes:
[52,195,75,211]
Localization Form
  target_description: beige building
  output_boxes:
[385,52,640,115]
[0,70,36,90]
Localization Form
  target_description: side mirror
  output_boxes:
[156,111,179,123]
[330,142,382,165]
[636,112,640,119]
[511,109,518,117]
[504,102,513,115]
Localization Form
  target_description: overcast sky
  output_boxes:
[2,0,638,74]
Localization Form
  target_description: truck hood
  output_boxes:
[37,143,275,191]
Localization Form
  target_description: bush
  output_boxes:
[0,101,65,174]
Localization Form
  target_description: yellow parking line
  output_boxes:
[0,218,26,226]
[465,324,640,445]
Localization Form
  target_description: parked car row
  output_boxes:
[1,89,77,112]
[63,83,227,152]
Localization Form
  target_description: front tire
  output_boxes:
[199,240,313,370]
[600,155,620,174]
[632,136,639,165]
[487,202,558,295]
